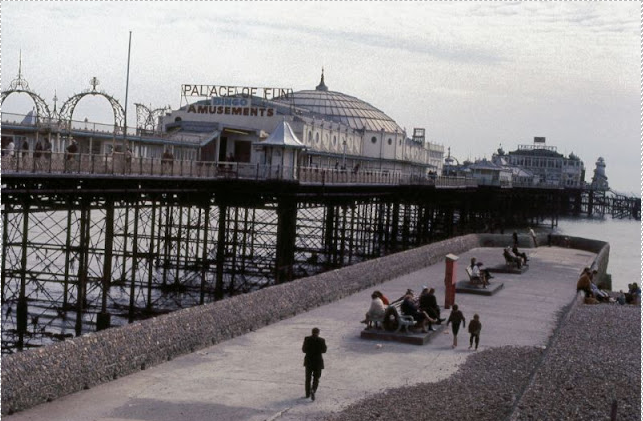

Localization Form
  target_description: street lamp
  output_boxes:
[342,139,347,169]
[379,128,384,170]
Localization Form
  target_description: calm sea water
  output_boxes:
[554,217,641,292]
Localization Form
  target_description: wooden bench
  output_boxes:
[503,254,522,269]
[380,300,418,334]
[465,266,485,287]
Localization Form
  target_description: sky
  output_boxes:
[2,1,640,194]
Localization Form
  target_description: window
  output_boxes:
[388,138,392,145]
[333,135,337,146]
[371,136,377,144]
[316,133,320,144]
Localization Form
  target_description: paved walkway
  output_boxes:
[4,246,596,421]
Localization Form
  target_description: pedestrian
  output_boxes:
[512,231,518,248]
[43,137,52,166]
[528,227,538,247]
[6,139,15,157]
[34,139,43,170]
[302,327,327,401]
[21,140,30,167]
[446,304,466,348]
[468,314,482,350]
[125,147,133,173]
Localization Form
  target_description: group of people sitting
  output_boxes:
[617,283,641,305]
[361,287,446,333]
[576,267,610,303]
[503,245,529,268]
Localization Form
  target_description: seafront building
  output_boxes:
[492,137,586,187]
[442,137,588,188]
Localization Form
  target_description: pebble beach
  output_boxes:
[325,303,641,421]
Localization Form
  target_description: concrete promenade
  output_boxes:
[4,245,596,421]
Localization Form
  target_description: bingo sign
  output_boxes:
[182,84,293,118]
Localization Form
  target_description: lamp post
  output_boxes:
[342,139,347,169]
[379,128,384,170]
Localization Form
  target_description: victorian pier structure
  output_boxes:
[4,161,620,354]
[2,69,639,354]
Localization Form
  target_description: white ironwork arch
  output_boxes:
[58,77,125,130]
[1,89,52,122]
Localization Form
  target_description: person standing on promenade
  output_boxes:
[512,231,518,248]
[528,227,538,247]
[302,327,327,401]
[468,314,482,350]
[446,304,466,349]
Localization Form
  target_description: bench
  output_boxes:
[465,266,485,287]
[381,300,418,334]
[503,254,522,269]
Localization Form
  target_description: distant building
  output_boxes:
[493,137,585,187]
[467,159,512,186]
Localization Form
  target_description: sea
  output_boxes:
[554,216,641,292]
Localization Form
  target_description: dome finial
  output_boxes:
[316,67,328,91]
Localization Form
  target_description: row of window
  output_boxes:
[510,157,583,169]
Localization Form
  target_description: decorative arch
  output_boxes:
[1,58,52,121]
[58,77,125,130]
[1,89,52,121]
[135,103,170,132]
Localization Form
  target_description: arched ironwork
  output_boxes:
[58,77,125,131]
[135,103,170,133]
[1,53,52,121]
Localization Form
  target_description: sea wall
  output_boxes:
[1,233,608,415]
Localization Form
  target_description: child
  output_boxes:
[468,314,482,350]
[446,304,466,348]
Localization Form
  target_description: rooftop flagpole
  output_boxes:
[123,31,132,151]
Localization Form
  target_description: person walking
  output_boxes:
[302,327,327,401]
[446,304,466,349]
[468,314,482,350]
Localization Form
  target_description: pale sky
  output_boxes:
[2,1,639,194]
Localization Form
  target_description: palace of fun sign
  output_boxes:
[182,84,293,118]
[182,84,293,101]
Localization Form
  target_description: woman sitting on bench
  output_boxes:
[503,247,523,268]
[361,291,387,329]
[470,257,491,287]
[511,245,529,265]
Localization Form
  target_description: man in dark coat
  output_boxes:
[302,327,327,401]
[419,287,445,324]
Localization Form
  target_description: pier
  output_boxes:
[2,159,639,354]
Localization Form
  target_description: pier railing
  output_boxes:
[0,151,477,187]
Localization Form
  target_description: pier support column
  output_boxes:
[324,204,336,265]
[75,200,91,336]
[17,200,31,349]
[215,204,227,299]
[391,202,400,251]
[98,198,114,331]
[275,198,297,284]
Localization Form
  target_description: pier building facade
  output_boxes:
[161,71,445,176]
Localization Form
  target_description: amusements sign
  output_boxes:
[182,84,293,117]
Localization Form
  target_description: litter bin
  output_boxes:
[444,253,458,309]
